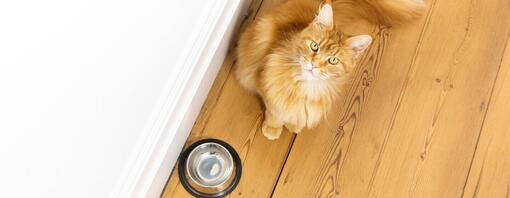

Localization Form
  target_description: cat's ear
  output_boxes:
[345,35,372,57]
[314,4,334,29]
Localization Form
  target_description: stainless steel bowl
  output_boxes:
[186,142,233,188]
[178,139,242,198]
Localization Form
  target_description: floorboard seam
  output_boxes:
[460,31,510,197]
[269,134,297,198]
[364,0,438,196]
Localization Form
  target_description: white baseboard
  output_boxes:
[109,0,250,197]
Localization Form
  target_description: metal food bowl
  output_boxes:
[178,139,242,198]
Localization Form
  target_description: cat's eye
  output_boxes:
[328,56,339,65]
[310,41,319,52]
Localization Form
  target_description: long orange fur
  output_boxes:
[236,0,425,140]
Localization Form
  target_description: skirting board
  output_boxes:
[110,0,251,197]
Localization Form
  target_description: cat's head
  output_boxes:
[291,4,372,81]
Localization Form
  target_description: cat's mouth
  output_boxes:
[299,57,320,75]
[304,68,319,73]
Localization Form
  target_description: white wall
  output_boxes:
[0,0,246,197]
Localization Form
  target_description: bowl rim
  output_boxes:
[178,138,242,198]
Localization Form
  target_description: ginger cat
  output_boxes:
[236,0,425,140]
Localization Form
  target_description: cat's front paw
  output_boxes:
[285,124,302,134]
[262,122,282,140]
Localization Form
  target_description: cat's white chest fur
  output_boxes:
[300,80,330,101]
[287,82,329,128]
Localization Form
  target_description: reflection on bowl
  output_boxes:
[178,139,242,198]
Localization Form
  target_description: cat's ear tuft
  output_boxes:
[345,35,372,57]
[315,4,334,28]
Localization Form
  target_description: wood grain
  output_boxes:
[161,0,291,197]
[363,0,510,196]
[271,4,432,198]
[162,0,510,197]
[273,0,510,197]
[462,36,510,198]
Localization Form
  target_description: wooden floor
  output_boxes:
[162,0,510,197]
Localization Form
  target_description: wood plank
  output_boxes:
[161,0,291,197]
[363,1,510,196]
[273,0,510,197]
[271,1,433,197]
[462,36,510,198]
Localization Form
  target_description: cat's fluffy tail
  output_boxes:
[332,0,426,26]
